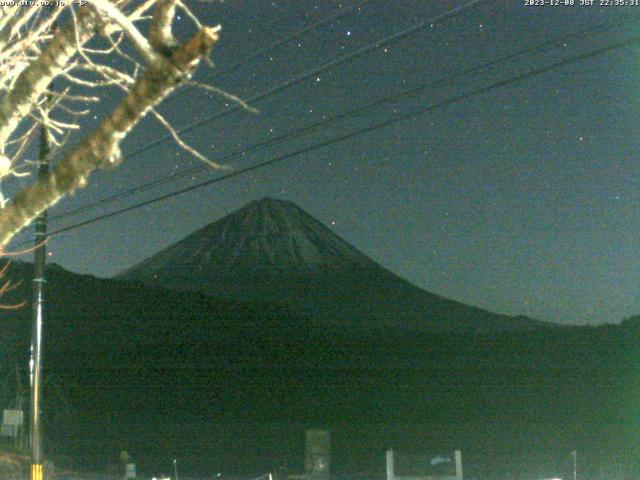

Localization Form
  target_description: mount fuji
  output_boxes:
[118,197,552,333]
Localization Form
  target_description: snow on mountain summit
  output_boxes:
[119,197,552,333]
[119,197,373,280]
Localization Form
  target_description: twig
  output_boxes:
[151,107,228,169]
[185,81,259,114]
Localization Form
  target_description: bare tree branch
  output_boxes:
[0,25,221,247]
[150,0,178,54]
[88,0,159,64]
[0,5,99,151]
[186,81,259,114]
[151,107,227,169]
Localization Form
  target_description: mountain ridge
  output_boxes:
[0,260,629,477]
[118,197,556,333]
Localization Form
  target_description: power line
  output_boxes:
[50,15,639,222]
[161,0,375,105]
[125,0,486,158]
[34,34,640,243]
[50,0,488,221]
[206,0,375,80]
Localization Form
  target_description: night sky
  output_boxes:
[7,0,640,325]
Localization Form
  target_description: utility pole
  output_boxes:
[572,450,577,480]
[15,362,25,451]
[30,118,50,480]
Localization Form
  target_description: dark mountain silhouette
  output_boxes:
[0,262,634,478]
[0,198,633,476]
[119,197,552,333]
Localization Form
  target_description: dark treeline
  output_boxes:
[0,262,637,478]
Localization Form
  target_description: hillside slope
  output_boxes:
[119,198,551,333]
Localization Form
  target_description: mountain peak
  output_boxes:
[118,198,551,333]
[243,196,291,211]
[119,198,373,281]
[254,196,290,205]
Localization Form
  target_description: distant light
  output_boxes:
[346,30,352,36]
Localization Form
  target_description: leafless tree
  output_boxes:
[0,0,231,248]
